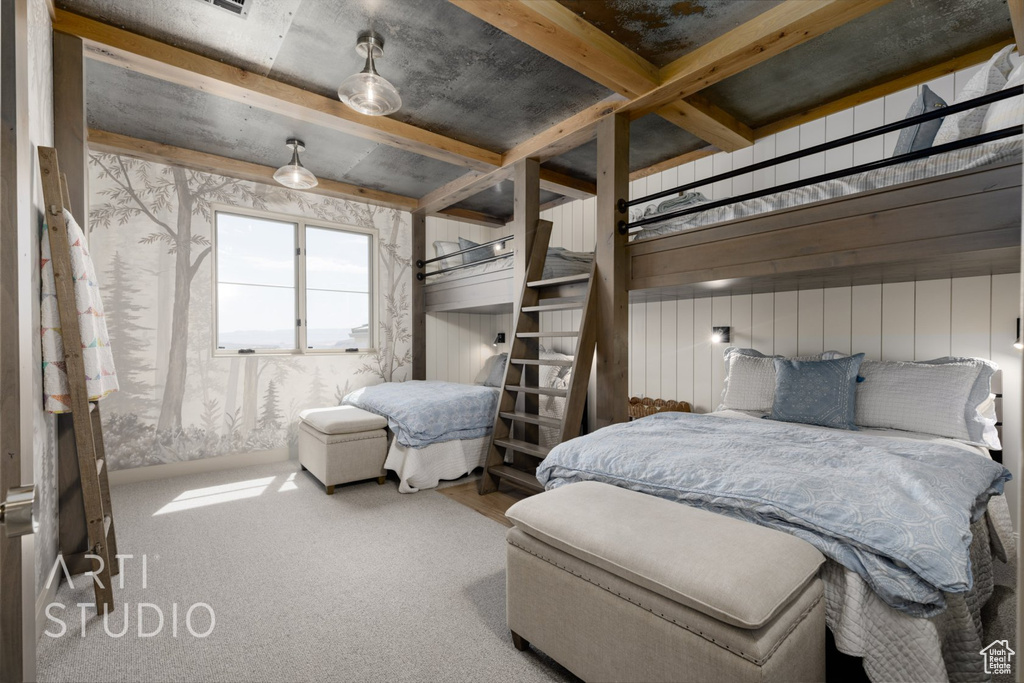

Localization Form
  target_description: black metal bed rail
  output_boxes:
[416,234,513,280]
[618,85,1024,234]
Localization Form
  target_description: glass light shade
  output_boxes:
[273,163,318,190]
[338,71,402,116]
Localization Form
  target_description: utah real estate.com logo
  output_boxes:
[43,554,215,638]
[981,640,1015,676]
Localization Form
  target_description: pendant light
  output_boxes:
[338,31,402,117]
[273,139,318,190]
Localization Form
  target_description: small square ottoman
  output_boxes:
[298,406,389,494]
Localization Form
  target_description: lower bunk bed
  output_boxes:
[343,356,573,492]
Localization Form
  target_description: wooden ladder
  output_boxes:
[478,220,597,495]
[39,146,118,613]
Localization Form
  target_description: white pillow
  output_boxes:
[934,45,1015,145]
[433,240,463,269]
[982,60,1024,134]
[854,358,999,447]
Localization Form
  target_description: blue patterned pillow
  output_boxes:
[769,354,865,430]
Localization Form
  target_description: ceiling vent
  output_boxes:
[195,0,249,18]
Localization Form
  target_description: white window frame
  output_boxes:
[211,204,379,357]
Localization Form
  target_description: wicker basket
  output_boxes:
[627,397,692,420]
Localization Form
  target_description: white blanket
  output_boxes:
[41,209,118,412]
[385,435,489,493]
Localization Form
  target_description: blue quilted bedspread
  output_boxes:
[343,381,498,448]
[536,412,1011,617]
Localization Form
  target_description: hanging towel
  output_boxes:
[41,209,119,413]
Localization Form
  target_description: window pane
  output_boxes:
[217,212,295,288]
[306,290,370,349]
[305,227,370,293]
[217,283,296,350]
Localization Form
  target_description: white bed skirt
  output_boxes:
[384,435,490,493]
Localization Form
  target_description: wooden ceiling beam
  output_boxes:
[415,167,514,216]
[449,0,753,152]
[539,168,596,199]
[631,0,894,118]
[629,146,717,182]
[755,38,1013,138]
[87,129,419,211]
[55,9,503,173]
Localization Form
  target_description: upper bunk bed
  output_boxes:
[622,82,1023,302]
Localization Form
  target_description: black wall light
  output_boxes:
[493,333,506,346]
[711,326,731,344]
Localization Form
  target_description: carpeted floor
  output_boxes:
[36,461,576,683]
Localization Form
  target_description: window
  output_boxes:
[213,209,375,354]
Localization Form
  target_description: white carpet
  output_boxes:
[36,460,575,683]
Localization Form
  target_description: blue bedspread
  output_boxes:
[343,381,498,448]
[536,412,1011,617]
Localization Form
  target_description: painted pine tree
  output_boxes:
[260,380,283,430]
[102,250,157,411]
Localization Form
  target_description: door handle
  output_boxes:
[0,485,34,539]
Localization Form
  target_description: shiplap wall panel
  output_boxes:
[881,282,916,361]
[823,288,853,354]
[914,279,952,359]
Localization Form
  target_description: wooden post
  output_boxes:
[595,114,629,428]
[53,30,88,234]
[411,212,426,381]
[513,159,540,450]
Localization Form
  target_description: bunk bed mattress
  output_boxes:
[426,247,592,283]
[536,410,1015,682]
[634,136,1023,240]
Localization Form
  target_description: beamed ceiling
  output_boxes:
[58,0,1014,222]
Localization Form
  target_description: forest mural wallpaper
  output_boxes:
[87,153,412,471]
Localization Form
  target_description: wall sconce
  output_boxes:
[493,333,506,347]
[711,326,731,344]
[1015,318,1022,350]
[493,240,507,254]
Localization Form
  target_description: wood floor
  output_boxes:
[436,479,529,527]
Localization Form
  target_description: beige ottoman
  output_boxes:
[298,406,388,494]
[505,481,826,683]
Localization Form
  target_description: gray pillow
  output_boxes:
[718,347,843,412]
[458,237,491,265]
[769,355,865,430]
[484,353,507,387]
[893,85,947,156]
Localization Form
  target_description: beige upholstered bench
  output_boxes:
[504,481,826,683]
[297,406,388,494]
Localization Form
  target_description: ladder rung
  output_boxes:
[97,458,104,476]
[517,331,579,338]
[104,514,112,537]
[89,402,97,413]
[522,301,584,313]
[487,465,544,494]
[503,386,568,397]
[528,273,590,288]
[510,357,573,367]
[494,438,551,459]
[499,411,561,428]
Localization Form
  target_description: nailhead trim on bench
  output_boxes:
[508,537,822,666]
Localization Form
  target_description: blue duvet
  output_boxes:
[536,412,1011,617]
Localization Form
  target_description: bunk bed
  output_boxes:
[621,87,1023,302]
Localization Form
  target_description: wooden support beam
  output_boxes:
[756,39,1015,138]
[636,0,894,118]
[450,0,753,151]
[1010,0,1024,55]
[411,213,426,381]
[53,31,88,230]
[539,167,595,199]
[88,129,419,211]
[53,9,502,172]
[630,146,717,181]
[416,167,513,216]
[595,114,629,429]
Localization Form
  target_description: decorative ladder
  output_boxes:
[478,220,597,495]
[39,146,118,613]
